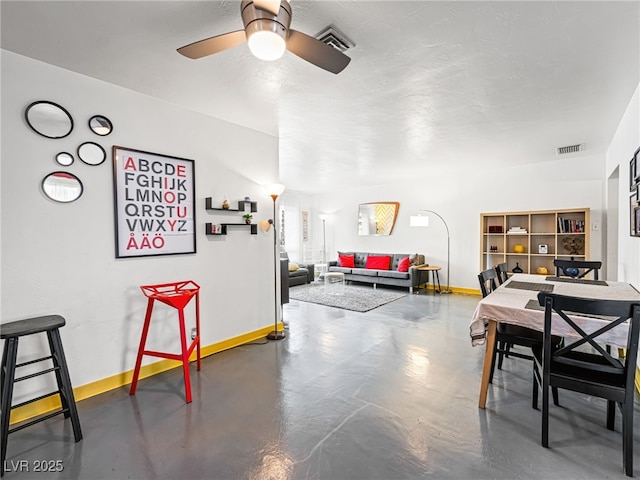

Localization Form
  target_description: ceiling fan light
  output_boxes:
[248,30,286,61]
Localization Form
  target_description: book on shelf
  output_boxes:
[557,217,585,233]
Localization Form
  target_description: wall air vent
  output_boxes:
[556,144,585,155]
[315,25,354,52]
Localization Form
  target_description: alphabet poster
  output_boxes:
[113,146,196,258]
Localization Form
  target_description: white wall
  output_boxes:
[1,51,280,401]
[607,82,640,285]
[302,154,605,291]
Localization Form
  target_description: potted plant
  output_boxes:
[243,213,253,224]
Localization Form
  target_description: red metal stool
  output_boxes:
[129,280,201,403]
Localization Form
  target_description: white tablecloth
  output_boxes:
[470,274,640,348]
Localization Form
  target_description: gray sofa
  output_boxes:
[328,252,426,292]
[280,252,315,287]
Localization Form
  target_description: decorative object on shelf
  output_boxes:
[562,236,584,255]
[488,226,503,233]
[513,244,525,254]
[507,227,527,235]
[88,115,113,136]
[113,146,196,258]
[512,263,523,273]
[55,152,74,166]
[222,199,230,209]
[536,266,548,275]
[77,141,106,166]
[410,210,452,294]
[490,245,498,252]
[244,196,251,202]
[265,183,286,341]
[358,202,399,236]
[243,213,253,224]
[25,100,73,139]
[42,171,83,203]
[538,244,548,254]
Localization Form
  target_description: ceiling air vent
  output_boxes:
[556,144,585,155]
[315,26,354,52]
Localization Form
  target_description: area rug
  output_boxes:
[289,283,406,312]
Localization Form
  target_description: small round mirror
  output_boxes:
[77,142,106,166]
[25,101,74,139]
[55,152,74,166]
[42,172,83,203]
[88,115,113,136]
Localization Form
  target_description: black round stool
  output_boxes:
[1,315,82,476]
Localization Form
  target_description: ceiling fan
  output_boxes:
[177,0,351,74]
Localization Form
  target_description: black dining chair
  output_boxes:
[477,268,560,403]
[495,262,509,285]
[553,258,602,280]
[533,292,640,477]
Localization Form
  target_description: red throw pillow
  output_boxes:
[338,253,355,268]
[397,256,410,272]
[365,255,391,270]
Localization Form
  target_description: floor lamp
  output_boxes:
[409,210,452,294]
[319,214,328,265]
[264,183,286,340]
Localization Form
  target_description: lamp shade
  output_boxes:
[409,215,430,227]
[319,214,328,221]
[265,183,285,197]
[247,30,286,61]
[259,220,272,232]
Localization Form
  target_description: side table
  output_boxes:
[416,265,442,294]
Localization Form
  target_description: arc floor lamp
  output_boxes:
[263,183,286,340]
[409,210,452,294]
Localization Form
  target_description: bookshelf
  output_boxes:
[480,208,590,275]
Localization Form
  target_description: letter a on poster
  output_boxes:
[112,146,196,258]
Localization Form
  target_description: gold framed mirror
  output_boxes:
[358,202,400,236]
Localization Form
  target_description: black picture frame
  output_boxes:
[631,147,640,192]
[112,146,196,258]
[630,188,640,237]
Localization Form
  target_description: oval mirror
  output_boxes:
[77,142,106,166]
[25,101,74,139]
[88,115,113,136]
[55,152,74,166]
[42,172,83,203]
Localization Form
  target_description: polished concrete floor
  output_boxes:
[3,290,639,479]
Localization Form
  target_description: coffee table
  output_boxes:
[324,271,345,295]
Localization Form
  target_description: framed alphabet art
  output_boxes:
[113,146,196,258]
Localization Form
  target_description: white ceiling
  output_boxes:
[2,1,639,193]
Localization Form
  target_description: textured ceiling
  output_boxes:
[2,1,639,193]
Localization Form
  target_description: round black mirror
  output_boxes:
[55,152,74,166]
[77,141,106,166]
[88,115,113,136]
[42,171,84,203]
[25,101,74,139]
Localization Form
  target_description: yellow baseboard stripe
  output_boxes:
[636,366,640,394]
[9,323,279,425]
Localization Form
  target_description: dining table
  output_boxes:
[470,273,640,409]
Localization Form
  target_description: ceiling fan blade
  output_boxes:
[253,0,281,16]
[177,30,247,59]
[287,30,351,74]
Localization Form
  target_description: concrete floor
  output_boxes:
[3,290,639,479]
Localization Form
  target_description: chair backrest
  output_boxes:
[553,258,602,280]
[537,292,640,387]
[478,268,499,298]
[495,263,509,285]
